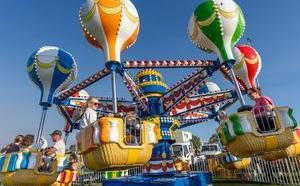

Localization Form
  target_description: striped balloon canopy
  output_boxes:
[233,45,262,90]
[188,0,245,63]
[198,81,221,111]
[27,46,77,107]
[79,0,140,63]
[198,81,221,94]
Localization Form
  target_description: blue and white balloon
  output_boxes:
[198,82,221,94]
[198,81,221,112]
[27,46,77,107]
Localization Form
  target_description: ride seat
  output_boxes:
[217,107,298,157]
[77,116,157,170]
[0,151,62,186]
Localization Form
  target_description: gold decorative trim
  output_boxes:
[57,63,72,74]
[81,1,98,22]
[197,12,217,27]
[138,81,168,89]
[99,4,122,15]
[146,93,163,97]
[81,0,122,23]
[233,56,245,70]
[136,69,162,79]
[36,58,57,69]
[124,6,138,24]
[245,56,258,65]
[36,57,72,74]
[191,17,199,40]
[219,8,238,19]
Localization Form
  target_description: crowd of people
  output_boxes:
[0,134,34,154]
[0,130,65,155]
[0,94,139,173]
[0,129,78,172]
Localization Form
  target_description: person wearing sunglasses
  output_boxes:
[80,96,99,128]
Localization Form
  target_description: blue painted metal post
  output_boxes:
[225,59,245,106]
[36,106,48,143]
[111,70,118,113]
[106,61,122,114]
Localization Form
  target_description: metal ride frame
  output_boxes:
[53,58,244,178]
[55,59,241,130]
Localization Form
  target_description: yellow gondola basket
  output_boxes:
[217,107,298,158]
[219,153,251,170]
[77,116,157,171]
[262,128,300,161]
[0,150,63,186]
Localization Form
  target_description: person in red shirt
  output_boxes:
[247,88,276,132]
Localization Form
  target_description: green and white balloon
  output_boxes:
[188,0,245,63]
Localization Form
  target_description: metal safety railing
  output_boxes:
[191,156,300,185]
[73,156,300,185]
[73,171,103,185]
[124,116,142,145]
[253,106,278,133]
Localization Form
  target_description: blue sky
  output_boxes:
[0,0,300,146]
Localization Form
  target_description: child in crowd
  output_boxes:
[65,153,78,171]
[19,134,34,152]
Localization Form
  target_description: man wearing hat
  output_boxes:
[49,130,65,156]
[38,130,66,172]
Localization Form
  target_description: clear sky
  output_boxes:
[0,0,300,147]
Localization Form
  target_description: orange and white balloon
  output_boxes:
[233,45,262,90]
[79,0,140,63]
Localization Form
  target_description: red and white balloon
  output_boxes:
[233,45,262,90]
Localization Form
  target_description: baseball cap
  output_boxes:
[50,130,62,136]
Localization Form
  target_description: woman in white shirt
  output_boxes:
[80,96,99,128]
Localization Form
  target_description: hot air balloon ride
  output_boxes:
[232,45,262,91]
[0,46,77,186]
[4,0,297,184]
[27,46,77,143]
[79,0,139,113]
[73,0,157,171]
[188,0,246,106]
[216,45,297,157]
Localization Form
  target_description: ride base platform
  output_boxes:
[103,172,212,186]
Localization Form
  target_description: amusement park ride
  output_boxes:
[0,0,298,185]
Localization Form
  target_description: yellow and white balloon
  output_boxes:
[79,0,140,63]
